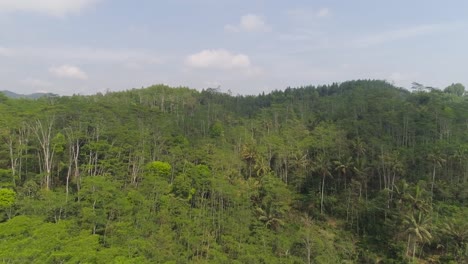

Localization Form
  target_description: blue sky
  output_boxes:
[1,0,467,95]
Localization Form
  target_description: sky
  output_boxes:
[1,0,468,95]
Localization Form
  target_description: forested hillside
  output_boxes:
[0,80,466,263]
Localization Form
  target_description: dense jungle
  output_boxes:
[0,80,467,263]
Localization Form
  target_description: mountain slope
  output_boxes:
[0,80,466,263]
[0,90,58,99]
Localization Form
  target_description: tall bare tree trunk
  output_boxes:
[321,173,325,214]
[31,118,55,191]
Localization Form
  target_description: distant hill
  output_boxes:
[0,90,59,99]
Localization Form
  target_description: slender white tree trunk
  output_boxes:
[321,174,325,214]
[32,118,55,190]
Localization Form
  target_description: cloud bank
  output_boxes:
[185,49,251,69]
[49,65,88,79]
[21,78,52,88]
[0,46,12,56]
[316,8,330,18]
[225,14,271,32]
[0,0,100,16]
[287,7,331,21]
[354,23,448,47]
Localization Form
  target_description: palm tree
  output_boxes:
[333,156,354,190]
[403,211,432,262]
[312,154,331,215]
[379,151,404,191]
[291,151,309,190]
[439,219,468,258]
[256,200,284,231]
[427,152,446,201]
[254,156,271,177]
[404,184,431,214]
[241,143,257,178]
[451,147,467,184]
[351,137,366,162]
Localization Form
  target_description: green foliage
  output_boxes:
[0,188,16,220]
[209,121,224,138]
[171,173,195,200]
[0,188,15,207]
[0,92,9,104]
[0,80,466,262]
[444,83,465,96]
[0,169,13,188]
[146,161,171,179]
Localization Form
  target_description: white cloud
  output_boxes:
[278,33,313,42]
[49,65,88,80]
[316,8,330,18]
[61,48,163,64]
[123,62,143,70]
[5,46,163,72]
[245,66,264,77]
[16,47,163,65]
[278,29,329,46]
[0,0,100,17]
[185,49,264,78]
[0,46,12,56]
[21,78,52,87]
[354,24,447,47]
[389,72,404,82]
[185,49,251,69]
[225,14,271,32]
[287,7,331,21]
[204,80,221,88]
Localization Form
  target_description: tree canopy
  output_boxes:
[0,80,467,263]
